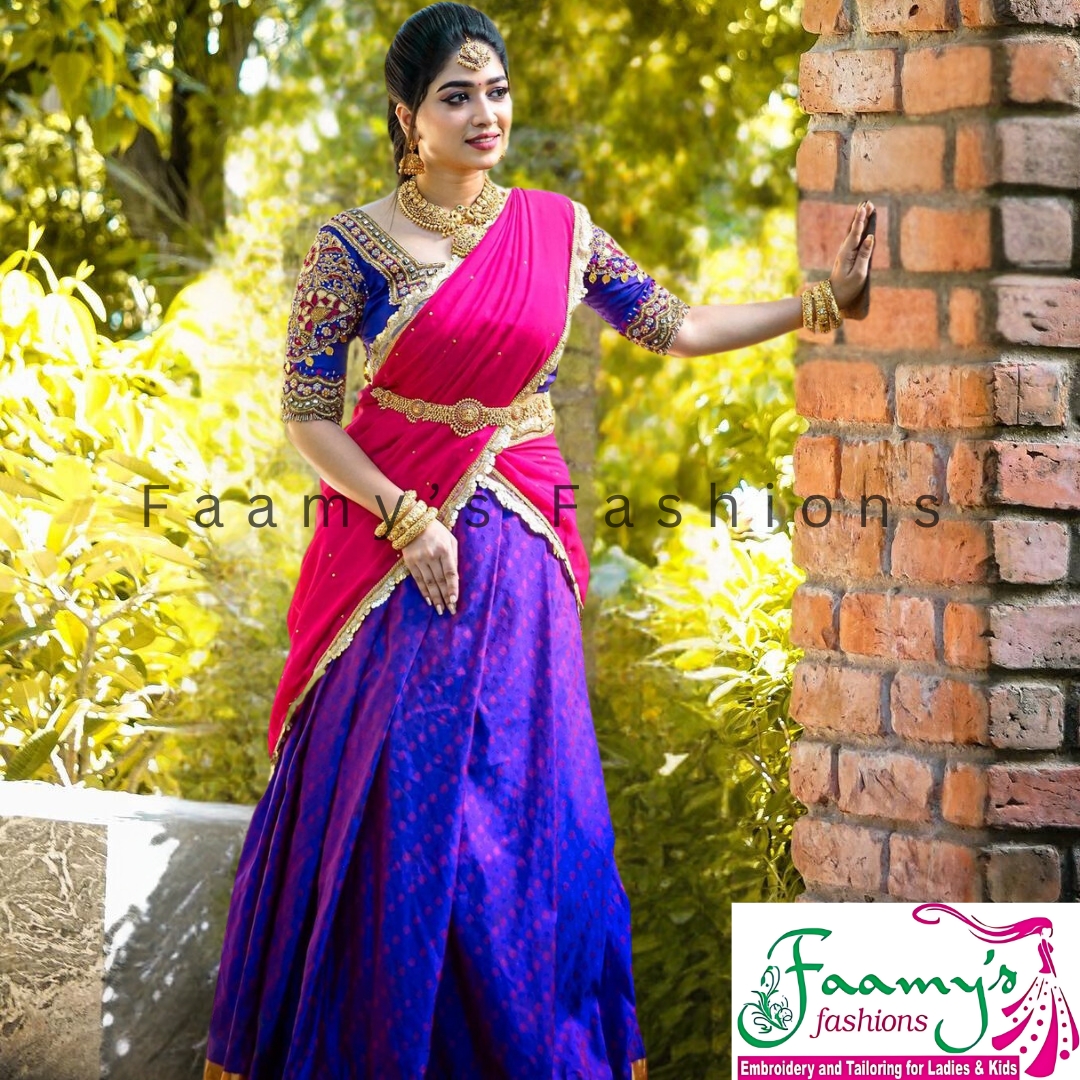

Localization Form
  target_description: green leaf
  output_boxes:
[3,727,60,781]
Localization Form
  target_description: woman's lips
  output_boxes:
[466,134,499,149]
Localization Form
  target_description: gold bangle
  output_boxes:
[387,499,428,545]
[819,278,843,329]
[392,505,438,550]
[375,489,418,538]
[801,288,815,332]
[812,282,831,333]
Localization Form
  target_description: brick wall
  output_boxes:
[791,0,1080,901]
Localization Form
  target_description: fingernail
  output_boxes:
[436,603,443,615]
[426,596,432,607]
[449,603,457,615]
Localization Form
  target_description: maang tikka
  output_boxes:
[457,36,492,70]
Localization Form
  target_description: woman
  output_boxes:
[203,4,873,1078]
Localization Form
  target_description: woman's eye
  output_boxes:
[445,87,509,104]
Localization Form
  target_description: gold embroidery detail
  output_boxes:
[515,200,593,401]
[281,363,347,424]
[331,209,447,307]
[477,468,583,611]
[585,224,648,285]
[203,1063,245,1080]
[624,283,690,354]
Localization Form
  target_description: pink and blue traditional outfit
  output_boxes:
[202,185,689,1080]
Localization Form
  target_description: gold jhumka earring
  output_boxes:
[456,36,493,70]
[398,137,425,176]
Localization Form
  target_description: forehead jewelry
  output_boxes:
[457,36,492,71]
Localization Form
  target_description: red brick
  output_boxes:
[1000,197,1074,269]
[843,288,940,352]
[954,121,996,189]
[946,441,995,507]
[989,603,1080,668]
[858,0,957,32]
[797,130,844,191]
[849,126,947,193]
[942,761,988,827]
[792,817,885,892]
[793,511,887,579]
[992,360,1070,427]
[794,434,842,500]
[838,749,934,821]
[997,117,1080,189]
[948,289,983,348]
[840,592,935,661]
[800,200,892,270]
[994,276,1080,349]
[896,364,994,429]
[995,442,1080,510]
[791,585,840,651]
[840,438,942,505]
[943,602,991,670]
[959,0,998,24]
[989,683,1065,750]
[800,50,900,115]
[902,46,993,115]
[992,519,1070,583]
[891,673,990,744]
[900,207,992,273]
[803,0,853,34]
[986,845,1062,902]
[888,836,982,901]
[1007,39,1080,106]
[892,519,992,585]
[988,764,1080,828]
[795,360,891,423]
[790,660,884,736]
[790,740,837,808]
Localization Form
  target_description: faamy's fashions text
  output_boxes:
[202,185,689,1080]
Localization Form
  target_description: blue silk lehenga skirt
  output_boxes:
[203,486,647,1079]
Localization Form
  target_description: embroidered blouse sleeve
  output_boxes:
[280,222,367,425]
[580,223,690,355]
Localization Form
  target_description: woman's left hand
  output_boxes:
[829,200,875,312]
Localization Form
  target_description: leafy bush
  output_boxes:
[591,508,805,1079]
[0,224,219,787]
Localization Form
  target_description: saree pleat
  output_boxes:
[204,487,646,1079]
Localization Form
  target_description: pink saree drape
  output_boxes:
[267,187,592,766]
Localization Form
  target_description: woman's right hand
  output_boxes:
[400,516,459,615]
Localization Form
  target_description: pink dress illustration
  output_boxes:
[913,904,1079,1078]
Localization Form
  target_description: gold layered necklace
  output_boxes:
[395,176,507,259]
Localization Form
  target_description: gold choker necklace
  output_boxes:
[395,176,507,258]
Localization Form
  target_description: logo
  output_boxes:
[732,904,1080,1080]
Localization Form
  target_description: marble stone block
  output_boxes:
[0,782,255,1080]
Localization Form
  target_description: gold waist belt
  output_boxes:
[370,386,553,439]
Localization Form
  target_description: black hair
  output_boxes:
[384,3,509,185]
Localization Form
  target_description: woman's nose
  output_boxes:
[473,97,497,124]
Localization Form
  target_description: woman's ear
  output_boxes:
[394,102,412,139]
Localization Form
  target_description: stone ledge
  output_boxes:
[0,781,255,1080]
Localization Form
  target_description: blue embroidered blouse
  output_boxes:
[281,195,690,425]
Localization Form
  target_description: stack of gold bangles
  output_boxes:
[374,488,439,550]
[801,278,843,334]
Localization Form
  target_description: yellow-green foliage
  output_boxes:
[0,225,314,796]
[0,224,219,788]
[591,509,805,1078]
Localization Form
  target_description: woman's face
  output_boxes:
[396,45,511,178]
